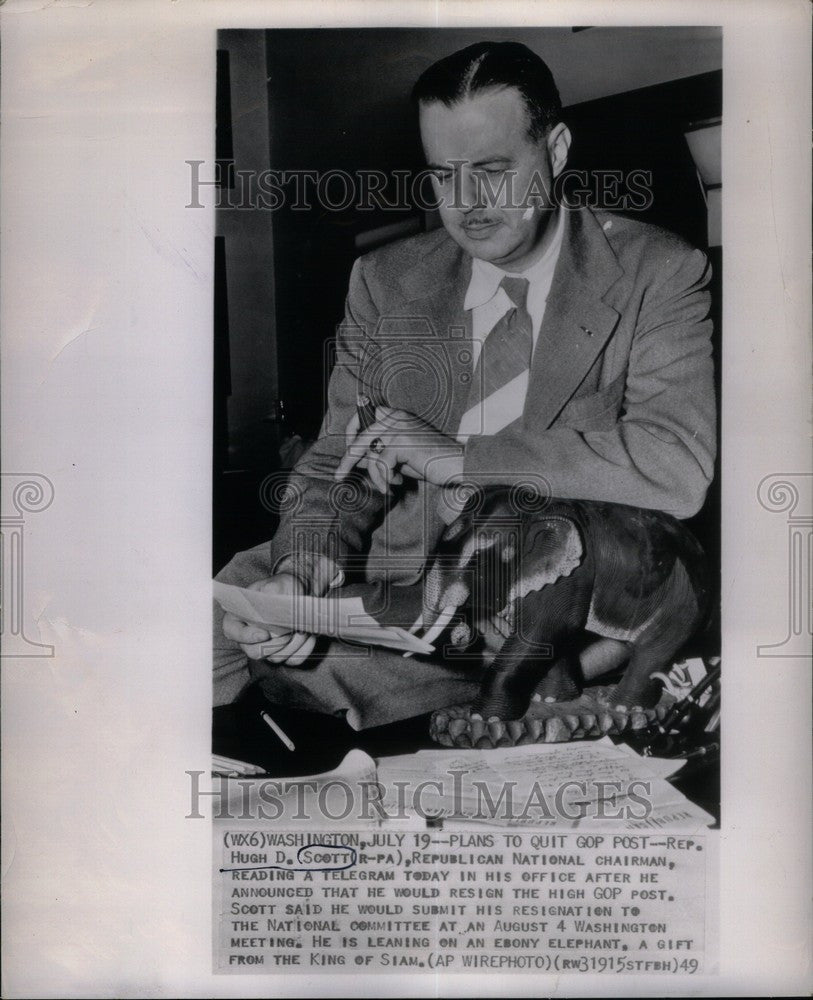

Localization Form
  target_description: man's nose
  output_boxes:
[459,169,486,212]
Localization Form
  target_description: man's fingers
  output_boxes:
[345,410,361,449]
[335,430,378,479]
[366,456,391,495]
[286,633,317,666]
[352,425,388,453]
[336,415,414,482]
[335,451,360,480]
[335,426,379,479]
[223,613,271,646]
[261,630,298,653]
[377,456,400,487]
[400,461,422,479]
[264,634,300,663]
[341,420,397,492]
[241,636,287,660]
[265,631,312,663]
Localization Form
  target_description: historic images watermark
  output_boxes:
[188,769,655,824]
[756,473,812,657]
[187,161,654,214]
[0,473,55,658]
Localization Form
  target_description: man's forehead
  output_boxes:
[418,87,535,156]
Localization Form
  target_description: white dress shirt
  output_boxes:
[457,207,566,441]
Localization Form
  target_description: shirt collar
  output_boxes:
[463,207,566,312]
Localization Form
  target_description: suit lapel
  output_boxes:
[526,207,624,430]
[399,240,474,433]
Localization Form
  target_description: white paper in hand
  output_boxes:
[213,581,435,655]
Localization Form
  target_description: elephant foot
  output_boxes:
[430,685,676,749]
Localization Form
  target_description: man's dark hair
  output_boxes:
[411,41,562,142]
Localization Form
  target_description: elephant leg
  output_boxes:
[611,647,669,710]
[611,562,704,710]
[537,636,631,699]
[475,632,579,721]
[475,571,591,720]
[431,639,582,750]
[579,636,631,681]
[536,633,631,702]
[535,652,582,702]
[611,618,690,710]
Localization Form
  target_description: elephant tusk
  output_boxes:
[422,604,459,646]
[402,609,428,658]
[407,611,424,634]
[403,604,458,658]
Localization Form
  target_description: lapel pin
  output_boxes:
[580,325,593,336]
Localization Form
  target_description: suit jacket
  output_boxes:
[269,206,716,592]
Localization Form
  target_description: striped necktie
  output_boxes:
[459,275,533,436]
[439,276,534,526]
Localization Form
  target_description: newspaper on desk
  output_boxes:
[211,737,713,830]
[377,737,715,830]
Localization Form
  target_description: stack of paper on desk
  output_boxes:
[207,739,712,829]
[213,581,434,655]
[212,748,380,822]
[376,737,714,830]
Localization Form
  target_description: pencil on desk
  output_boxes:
[211,754,265,776]
[211,753,255,771]
[261,710,296,751]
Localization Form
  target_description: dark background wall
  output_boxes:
[214,27,722,573]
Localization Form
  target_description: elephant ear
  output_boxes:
[422,557,471,624]
[422,558,445,615]
[508,516,584,604]
[441,516,467,542]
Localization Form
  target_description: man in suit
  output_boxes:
[214,41,715,731]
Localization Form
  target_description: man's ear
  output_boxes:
[546,123,572,179]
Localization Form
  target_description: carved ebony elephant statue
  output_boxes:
[424,487,710,748]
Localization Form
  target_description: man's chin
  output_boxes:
[453,227,513,262]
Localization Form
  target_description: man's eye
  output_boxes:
[432,171,453,183]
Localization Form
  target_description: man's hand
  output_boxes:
[336,405,464,493]
[221,573,317,666]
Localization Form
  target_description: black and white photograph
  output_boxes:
[210,21,723,887]
[1,2,810,997]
